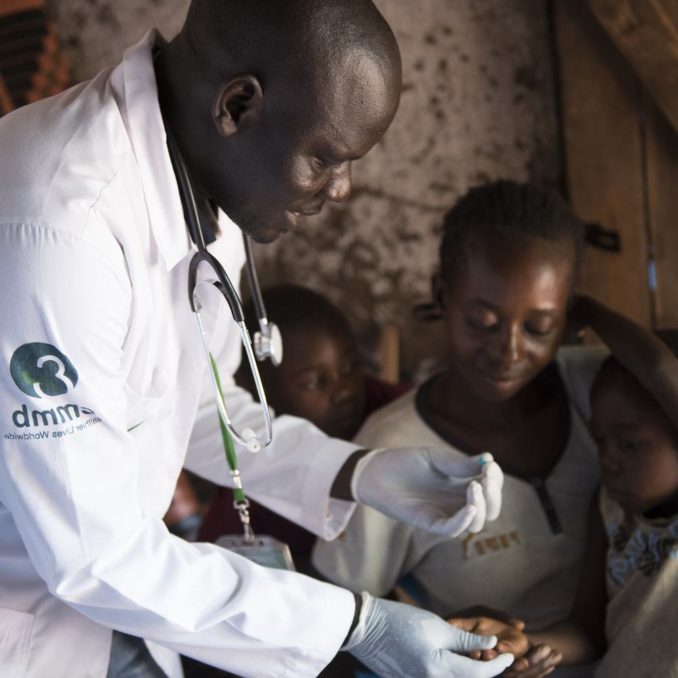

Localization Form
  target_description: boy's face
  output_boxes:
[267,326,366,440]
[591,365,678,515]
[439,238,573,402]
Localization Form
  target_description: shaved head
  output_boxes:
[156,0,401,241]
[181,0,401,90]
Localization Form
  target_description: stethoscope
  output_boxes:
[166,131,283,454]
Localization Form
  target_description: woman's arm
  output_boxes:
[521,493,608,667]
[574,294,678,431]
[447,496,608,675]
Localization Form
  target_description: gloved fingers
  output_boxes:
[474,652,515,677]
[428,449,495,481]
[438,650,515,677]
[425,503,477,536]
[446,625,497,653]
[481,459,504,521]
[466,481,487,533]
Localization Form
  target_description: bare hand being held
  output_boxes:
[448,616,529,659]
[346,594,515,677]
[503,643,563,677]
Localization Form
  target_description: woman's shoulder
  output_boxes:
[363,376,412,419]
[556,343,609,379]
[354,387,458,452]
[556,344,610,417]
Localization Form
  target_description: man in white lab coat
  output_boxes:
[0,1,513,677]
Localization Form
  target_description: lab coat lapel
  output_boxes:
[118,29,191,271]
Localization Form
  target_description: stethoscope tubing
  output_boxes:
[166,130,274,451]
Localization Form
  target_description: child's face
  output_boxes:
[439,237,573,402]
[591,366,678,515]
[267,325,366,440]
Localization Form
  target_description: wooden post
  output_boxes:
[644,96,678,328]
[378,324,400,385]
[555,0,652,327]
[590,0,678,134]
[0,0,44,16]
[0,73,14,115]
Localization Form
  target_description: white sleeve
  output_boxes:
[185,380,361,540]
[312,402,418,595]
[0,225,354,677]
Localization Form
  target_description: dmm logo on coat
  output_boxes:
[5,342,101,440]
[10,342,78,398]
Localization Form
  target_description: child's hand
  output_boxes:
[503,643,563,677]
[448,615,529,659]
[564,293,591,342]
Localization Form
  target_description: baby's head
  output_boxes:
[591,331,678,516]
[436,180,584,402]
[237,284,365,440]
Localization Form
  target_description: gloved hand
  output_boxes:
[345,592,515,678]
[352,448,503,536]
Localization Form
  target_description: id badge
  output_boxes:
[216,534,296,571]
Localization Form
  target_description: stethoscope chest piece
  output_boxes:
[253,322,283,367]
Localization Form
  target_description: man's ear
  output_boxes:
[212,75,263,138]
[431,272,446,310]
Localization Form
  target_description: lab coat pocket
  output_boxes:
[125,367,171,432]
[0,607,35,677]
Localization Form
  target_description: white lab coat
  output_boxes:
[0,31,360,678]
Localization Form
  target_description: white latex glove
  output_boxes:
[345,592,515,678]
[352,449,503,536]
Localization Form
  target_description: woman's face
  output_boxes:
[439,237,575,402]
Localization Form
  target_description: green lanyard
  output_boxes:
[209,353,255,542]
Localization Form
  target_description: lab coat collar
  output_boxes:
[117,29,191,271]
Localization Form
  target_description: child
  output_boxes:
[588,333,678,677]
[164,470,206,541]
[313,181,605,652]
[198,284,409,573]
[496,301,678,677]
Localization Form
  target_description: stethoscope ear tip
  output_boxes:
[246,440,261,453]
[242,428,262,453]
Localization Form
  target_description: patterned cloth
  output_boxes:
[595,489,678,677]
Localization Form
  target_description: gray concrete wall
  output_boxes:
[48,0,560,380]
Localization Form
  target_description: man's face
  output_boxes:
[204,55,400,242]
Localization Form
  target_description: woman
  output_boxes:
[313,181,605,675]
